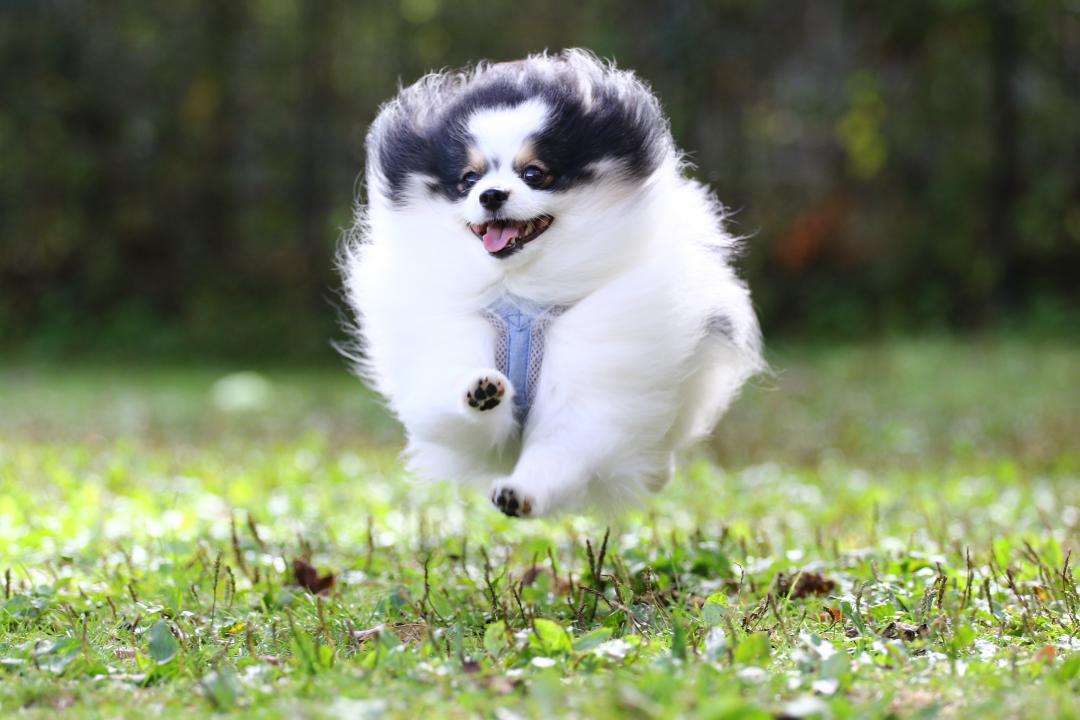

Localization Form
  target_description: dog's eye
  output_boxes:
[521,166,547,187]
[461,171,481,189]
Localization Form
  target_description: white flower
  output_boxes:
[736,666,768,684]
[781,695,828,718]
[594,639,632,660]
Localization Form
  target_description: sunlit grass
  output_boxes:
[1,338,1078,718]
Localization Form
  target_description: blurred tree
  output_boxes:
[0,0,1076,360]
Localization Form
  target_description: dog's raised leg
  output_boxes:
[447,368,518,448]
[488,441,590,518]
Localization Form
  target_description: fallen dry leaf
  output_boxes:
[389,622,427,643]
[352,622,427,646]
[631,587,705,608]
[352,626,381,645]
[819,606,844,624]
[635,590,670,606]
[775,571,837,599]
[881,621,929,641]
[520,565,572,595]
[292,558,335,595]
[1035,645,1058,663]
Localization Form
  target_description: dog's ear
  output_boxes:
[367,119,434,206]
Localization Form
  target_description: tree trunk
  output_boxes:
[985,0,1021,319]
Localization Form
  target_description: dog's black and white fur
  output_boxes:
[341,50,762,518]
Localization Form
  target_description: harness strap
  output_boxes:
[482,298,566,426]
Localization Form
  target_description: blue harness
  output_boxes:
[483,298,566,426]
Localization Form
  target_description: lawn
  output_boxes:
[1,338,1078,718]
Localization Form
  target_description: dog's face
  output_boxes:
[458,100,560,259]
[366,52,673,267]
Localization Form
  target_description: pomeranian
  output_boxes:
[340,50,762,518]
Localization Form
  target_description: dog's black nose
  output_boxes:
[479,188,509,210]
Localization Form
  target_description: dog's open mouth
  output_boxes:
[470,215,553,258]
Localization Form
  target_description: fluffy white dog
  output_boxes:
[340,50,762,518]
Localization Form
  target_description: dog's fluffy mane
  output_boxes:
[365,50,674,205]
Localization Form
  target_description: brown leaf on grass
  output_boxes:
[882,621,929,641]
[775,571,837,599]
[351,623,427,646]
[461,659,481,674]
[292,558,334,595]
[519,565,572,595]
[351,626,381,645]
[634,590,669,607]
[390,623,427,643]
[257,655,285,665]
[819,606,844,624]
[630,587,706,609]
[1035,645,1058,663]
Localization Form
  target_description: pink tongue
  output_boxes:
[482,224,520,253]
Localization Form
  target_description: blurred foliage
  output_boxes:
[1,0,1078,360]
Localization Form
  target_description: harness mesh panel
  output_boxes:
[483,310,510,377]
[527,309,566,402]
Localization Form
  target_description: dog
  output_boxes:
[340,50,762,518]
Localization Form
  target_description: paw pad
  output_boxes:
[491,486,532,517]
[466,376,505,411]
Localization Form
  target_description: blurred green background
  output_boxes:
[1,0,1078,362]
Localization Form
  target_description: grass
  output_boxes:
[1,337,1078,718]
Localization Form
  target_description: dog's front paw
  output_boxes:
[464,372,508,412]
[490,481,538,518]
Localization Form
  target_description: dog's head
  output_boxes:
[365,50,673,268]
